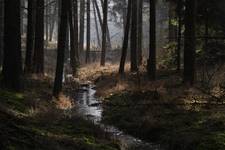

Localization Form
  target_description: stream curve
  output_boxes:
[73,84,162,150]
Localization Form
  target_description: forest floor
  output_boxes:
[78,63,225,150]
[0,76,119,150]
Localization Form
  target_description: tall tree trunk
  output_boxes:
[100,0,108,66]
[25,0,36,73]
[0,0,3,68]
[45,0,49,45]
[183,0,196,85]
[2,0,22,90]
[33,0,44,74]
[130,0,138,72]
[86,0,91,63]
[93,1,101,48]
[53,0,69,97]
[73,0,79,65]
[79,0,85,57]
[69,0,78,76]
[176,0,182,71]
[147,0,156,80]
[137,0,143,65]
[119,0,132,74]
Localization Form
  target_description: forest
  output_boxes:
[0,0,225,149]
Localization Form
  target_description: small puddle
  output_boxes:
[74,84,162,150]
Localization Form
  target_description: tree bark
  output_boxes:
[137,0,143,65]
[53,0,69,97]
[147,0,156,80]
[69,0,78,76]
[119,0,132,74]
[33,0,45,74]
[25,0,36,73]
[100,0,108,66]
[79,0,85,57]
[86,0,91,63]
[2,0,22,90]
[0,0,3,68]
[183,0,196,85]
[130,0,138,72]
[73,0,79,65]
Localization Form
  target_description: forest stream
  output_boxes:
[73,84,162,150]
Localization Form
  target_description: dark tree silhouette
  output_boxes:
[79,0,85,56]
[2,0,22,90]
[100,0,108,66]
[53,0,69,97]
[119,0,131,74]
[183,0,196,85]
[69,0,78,76]
[0,0,3,68]
[147,0,156,80]
[33,0,44,74]
[25,0,35,73]
[137,0,143,65]
[176,0,183,71]
[86,0,91,63]
[130,0,138,72]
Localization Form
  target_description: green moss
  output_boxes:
[0,90,27,113]
[0,85,119,150]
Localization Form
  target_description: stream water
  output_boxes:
[74,84,162,150]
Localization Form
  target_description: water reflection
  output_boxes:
[74,84,162,150]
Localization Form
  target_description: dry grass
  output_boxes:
[53,94,74,110]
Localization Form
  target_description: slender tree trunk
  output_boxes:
[33,0,44,74]
[137,0,143,65]
[25,0,36,73]
[2,0,22,90]
[69,0,78,76]
[0,0,4,68]
[183,0,196,85]
[119,0,132,74]
[176,0,182,71]
[130,0,138,72]
[73,0,79,65]
[79,0,85,57]
[147,0,156,80]
[93,1,101,48]
[45,0,49,44]
[86,0,91,63]
[53,0,69,97]
[100,0,108,66]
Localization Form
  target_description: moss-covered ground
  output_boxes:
[102,91,225,150]
[0,78,119,150]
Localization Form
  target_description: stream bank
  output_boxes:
[73,84,162,150]
[102,91,225,150]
